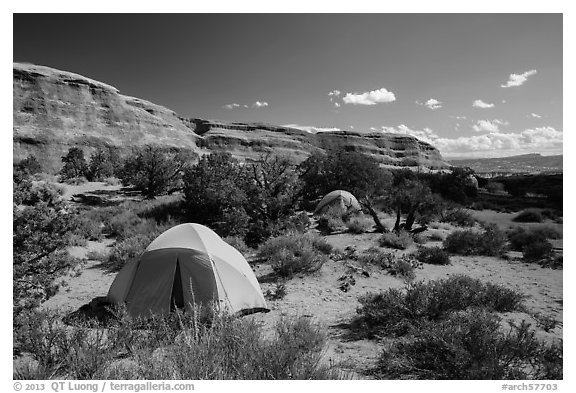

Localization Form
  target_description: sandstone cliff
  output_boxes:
[13,63,449,171]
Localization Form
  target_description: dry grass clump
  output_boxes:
[14,308,343,380]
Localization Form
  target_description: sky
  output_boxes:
[13,13,563,158]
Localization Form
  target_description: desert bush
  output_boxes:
[264,282,287,301]
[440,208,477,227]
[14,309,342,380]
[522,240,554,263]
[374,308,562,379]
[346,214,373,234]
[222,235,251,255]
[316,205,346,234]
[379,230,413,250]
[443,224,507,256]
[507,227,559,252]
[356,248,421,280]
[257,232,332,278]
[70,212,104,241]
[412,233,426,244]
[354,275,524,338]
[15,154,42,175]
[540,255,562,270]
[513,209,544,223]
[428,231,446,241]
[99,233,159,272]
[413,246,451,265]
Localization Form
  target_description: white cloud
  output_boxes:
[328,90,341,97]
[419,98,442,110]
[283,124,341,134]
[334,102,341,108]
[473,99,495,109]
[379,124,439,143]
[224,101,268,109]
[342,87,396,105]
[472,119,508,133]
[435,127,563,158]
[252,101,269,108]
[450,115,467,120]
[531,113,542,119]
[501,69,537,88]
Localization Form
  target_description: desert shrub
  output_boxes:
[522,240,554,263]
[70,212,103,241]
[264,281,287,301]
[356,248,421,280]
[14,309,342,380]
[104,210,162,241]
[413,246,451,265]
[354,275,524,338]
[532,313,562,333]
[513,209,544,223]
[316,205,346,234]
[429,231,446,241]
[100,233,159,272]
[443,224,507,256]
[379,230,413,250]
[104,177,122,186]
[15,154,42,175]
[346,214,373,234]
[440,208,477,227]
[412,233,426,244]
[507,227,543,251]
[63,176,88,185]
[222,235,251,255]
[540,255,562,269]
[374,308,562,379]
[257,232,331,278]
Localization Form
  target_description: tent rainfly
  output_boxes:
[107,223,268,318]
[314,190,361,215]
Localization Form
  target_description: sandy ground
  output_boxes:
[37,185,563,378]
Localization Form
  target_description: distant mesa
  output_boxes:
[13,62,449,171]
[449,153,563,175]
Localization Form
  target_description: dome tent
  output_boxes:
[314,190,362,215]
[107,223,268,318]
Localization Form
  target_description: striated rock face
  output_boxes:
[192,121,447,169]
[13,63,200,171]
[13,63,449,172]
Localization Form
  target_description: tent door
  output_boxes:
[170,260,184,311]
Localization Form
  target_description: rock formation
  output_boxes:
[13,63,449,172]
